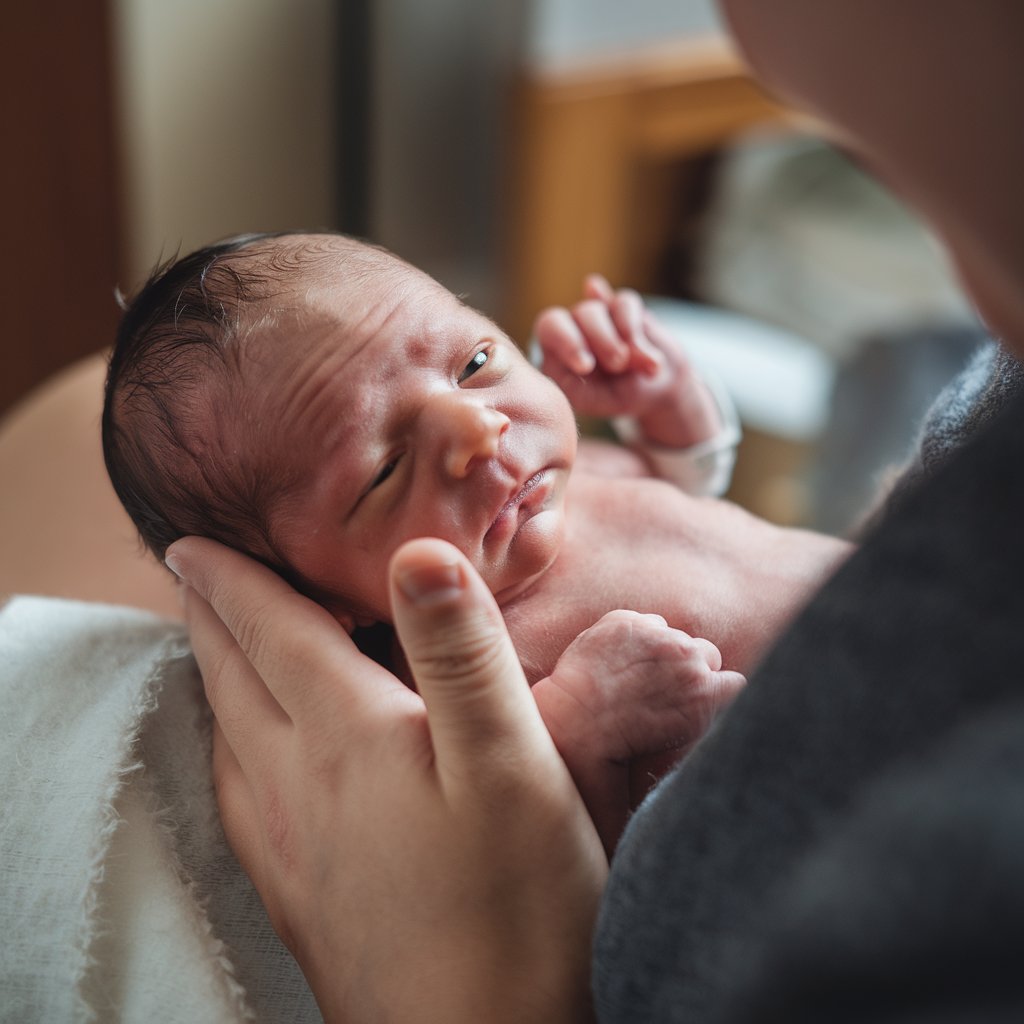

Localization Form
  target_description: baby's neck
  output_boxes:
[499,474,851,684]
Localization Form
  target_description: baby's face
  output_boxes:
[238,239,578,626]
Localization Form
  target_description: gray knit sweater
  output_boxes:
[888,340,1024,503]
[595,341,1024,1023]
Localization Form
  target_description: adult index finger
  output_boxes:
[167,535,401,723]
[183,582,290,749]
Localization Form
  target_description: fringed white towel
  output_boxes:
[0,596,321,1024]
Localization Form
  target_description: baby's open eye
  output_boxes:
[458,350,488,382]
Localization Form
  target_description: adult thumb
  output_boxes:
[388,538,553,787]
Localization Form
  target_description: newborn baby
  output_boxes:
[104,232,849,848]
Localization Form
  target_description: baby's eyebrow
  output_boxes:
[404,334,435,363]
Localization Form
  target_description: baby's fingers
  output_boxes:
[583,273,615,304]
[584,275,661,376]
[609,289,662,376]
[571,299,630,373]
[688,634,724,672]
[534,307,596,375]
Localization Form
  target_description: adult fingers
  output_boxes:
[388,538,556,793]
[166,536,397,723]
[183,583,290,742]
[209,716,266,895]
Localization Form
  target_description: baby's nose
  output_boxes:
[433,394,510,479]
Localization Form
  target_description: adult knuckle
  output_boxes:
[199,647,231,704]
[417,625,506,687]
[262,786,295,869]
[230,596,279,666]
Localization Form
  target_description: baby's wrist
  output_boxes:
[634,365,718,447]
[612,369,741,497]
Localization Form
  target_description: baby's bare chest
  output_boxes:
[503,477,702,682]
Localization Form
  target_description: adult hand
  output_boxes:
[165,536,607,1024]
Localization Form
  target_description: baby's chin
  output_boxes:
[488,505,565,607]
[318,501,565,632]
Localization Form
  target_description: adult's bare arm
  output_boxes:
[165,535,607,1024]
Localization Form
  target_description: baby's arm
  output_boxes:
[533,276,740,495]
[531,610,746,856]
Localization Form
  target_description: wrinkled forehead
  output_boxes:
[222,234,478,451]
[238,235,490,376]
[246,234,429,326]
[229,238,414,373]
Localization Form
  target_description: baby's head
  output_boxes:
[104,231,578,629]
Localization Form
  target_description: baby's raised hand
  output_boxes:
[533,275,720,447]
[532,610,746,855]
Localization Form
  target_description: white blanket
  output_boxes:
[0,596,321,1023]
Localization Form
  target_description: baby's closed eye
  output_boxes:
[370,458,400,489]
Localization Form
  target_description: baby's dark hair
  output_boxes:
[103,229,382,576]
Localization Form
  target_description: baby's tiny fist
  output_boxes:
[534,611,745,855]
[546,610,743,764]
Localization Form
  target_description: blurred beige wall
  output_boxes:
[109,0,724,305]
[369,0,724,319]
[112,0,336,291]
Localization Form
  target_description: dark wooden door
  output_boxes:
[0,2,122,416]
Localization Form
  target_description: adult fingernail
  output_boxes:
[165,551,184,579]
[397,560,465,606]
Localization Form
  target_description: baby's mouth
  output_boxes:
[485,470,547,542]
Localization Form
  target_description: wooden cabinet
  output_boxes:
[502,37,786,341]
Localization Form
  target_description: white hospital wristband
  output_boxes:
[612,371,741,497]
